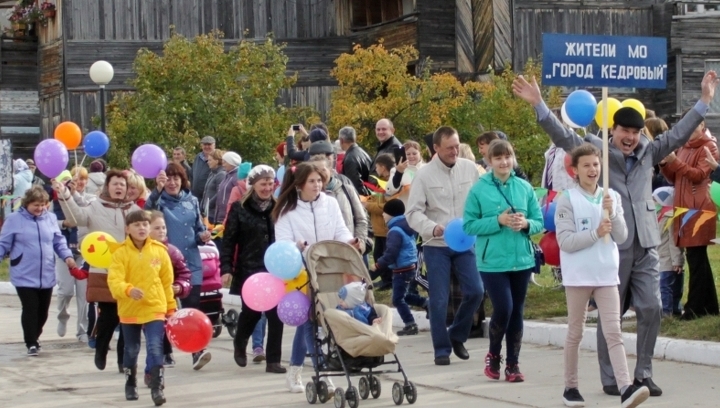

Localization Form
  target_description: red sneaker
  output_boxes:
[504,364,525,383]
[484,352,502,380]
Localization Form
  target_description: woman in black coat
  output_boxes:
[221,165,286,374]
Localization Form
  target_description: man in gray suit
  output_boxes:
[512,71,719,397]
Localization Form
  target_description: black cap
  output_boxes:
[308,140,334,156]
[308,129,328,143]
[613,107,645,129]
[383,199,405,217]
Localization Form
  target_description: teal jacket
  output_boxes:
[463,171,543,273]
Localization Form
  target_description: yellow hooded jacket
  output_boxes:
[107,237,177,324]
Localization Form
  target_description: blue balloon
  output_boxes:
[565,90,597,127]
[444,218,476,252]
[543,202,557,232]
[83,131,110,158]
[274,165,286,198]
[264,240,303,280]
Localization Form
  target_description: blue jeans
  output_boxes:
[121,320,165,370]
[392,270,427,325]
[289,321,320,367]
[252,313,267,349]
[423,246,483,358]
[480,270,532,365]
[660,270,684,316]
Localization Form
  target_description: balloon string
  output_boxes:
[74,150,78,169]
[78,154,87,168]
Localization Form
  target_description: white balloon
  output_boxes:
[561,102,581,129]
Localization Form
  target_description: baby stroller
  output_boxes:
[304,241,417,408]
[197,242,239,338]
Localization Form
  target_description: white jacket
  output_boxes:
[385,161,424,206]
[275,193,354,253]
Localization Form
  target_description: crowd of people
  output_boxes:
[0,71,718,408]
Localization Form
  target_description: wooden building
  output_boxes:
[0,37,39,156]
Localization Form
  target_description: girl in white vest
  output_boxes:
[554,143,649,408]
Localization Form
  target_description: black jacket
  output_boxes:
[372,135,402,173]
[221,196,275,295]
[342,144,373,196]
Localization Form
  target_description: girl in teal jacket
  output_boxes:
[463,139,543,383]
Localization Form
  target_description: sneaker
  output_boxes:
[192,350,212,371]
[325,377,336,394]
[27,346,39,357]
[484,352,502,380]
[633,377,662,397]
[504,363,524,383]
[164,353,176,368]
[621,384,650,408]
[88,337,96,349]
[57,320,67,337]
[562,388,585,407]
[286,366,304,393]
[397,323,419,336]
[603,385,621,396]
[252,347,266,363]
[78,334,89,343]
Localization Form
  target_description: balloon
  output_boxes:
[33,139,69,178]
[80,231,118,268]
[444,218,476,252]
[285,269,309,294]
[564,153,575,178]
[264,241,303,280]
[561,102,581,129]
[277,290,311,327]
[539,232,560,266]
[594,97,622,128]
[131,144,168,178]
[165,308,213,353]
[621,98,646,119]
[565,90,597,127]
[543,202,557,232]
[241,272,286,312]
[53,121,82,150]
[83,131,110,158]
[711,182,720,207]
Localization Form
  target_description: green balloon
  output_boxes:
[710,182,720,207]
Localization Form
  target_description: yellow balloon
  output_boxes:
[621,98,646,119]
[80,231,117,269]
[595,98,622,128]
[284,269,309,294]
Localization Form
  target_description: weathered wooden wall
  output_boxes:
[455,0,474,73]
[649,2,676,119]
[0,39,40,156]
[416,0,456,72]
[352,19,418,51]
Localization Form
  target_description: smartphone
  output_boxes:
[393,146,406,164]
[292,124,301,131]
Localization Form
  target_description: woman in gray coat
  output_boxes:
[202,149,226,224]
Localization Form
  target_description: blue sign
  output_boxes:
[541,33,667,89]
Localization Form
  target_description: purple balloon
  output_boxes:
[277,290,310,327]
[131,144,168,178]
[34,139,69,178]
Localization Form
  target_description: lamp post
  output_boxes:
[89,60,114,132]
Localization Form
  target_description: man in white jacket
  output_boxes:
[406,126,483,366]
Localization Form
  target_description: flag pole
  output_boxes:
[602,87,610,242]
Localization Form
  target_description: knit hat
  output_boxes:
[308,140,335,156]
[275,142,285,158]
[89,159,107,173]
[222,151,242,168]
[13,159,28,173]
[652,186,675,207]
[495,130,509,140]
[237,162,252,180]
[613,107,645,130]
[308,128,328,143]
[247,164,276,186]
[383,199,405,217]
[338,281,367,309]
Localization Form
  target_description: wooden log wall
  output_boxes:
[416,0,456,72]
[0,39,40,156]
[352,19,418,51]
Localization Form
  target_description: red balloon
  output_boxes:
[539,232,560,267]
[564,154,575,178]
[165,308,212,353]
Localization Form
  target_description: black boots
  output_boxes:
[234,337,249,367]
[149,366,166,406]
[124,366,139,401]
[95,347,107,370]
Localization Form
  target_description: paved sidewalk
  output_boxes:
[0,295,718,407]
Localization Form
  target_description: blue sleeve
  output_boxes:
[192,198,208,245]
[145,189,161,210]
[0,215,16,258]
[375,228,401,270]
[51,219,73,260]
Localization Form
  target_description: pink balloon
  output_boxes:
[241,272,286,312]
[277,290,310,327]
[131,144,168,178]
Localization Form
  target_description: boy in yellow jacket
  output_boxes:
[108,210,176,406]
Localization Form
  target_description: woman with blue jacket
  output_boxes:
[463,139,543,383]
[0,186,77,356]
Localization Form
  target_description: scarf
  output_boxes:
[252,191,272,212]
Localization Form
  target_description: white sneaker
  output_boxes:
[286,366,304,393]
[325,377,335,394]
[78,334,89,343]
[57,320,67,337]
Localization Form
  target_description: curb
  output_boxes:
[3,282,719,367]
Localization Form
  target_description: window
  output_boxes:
[706,60,720,114]
[352,0,403,28]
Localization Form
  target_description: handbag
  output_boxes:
[492,179,545,274]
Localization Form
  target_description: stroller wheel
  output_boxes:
[392,382,404,405]
[358,377,370,400]
[305,382,318,404]
[318,381,329,403]
[369,376,381,399]
[333,387,345,408]
[346,386,359,408]
[225,309,239,339]
[212,323,222,338]
[404,382,417,404]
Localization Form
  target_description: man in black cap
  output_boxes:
[512,71,720,400]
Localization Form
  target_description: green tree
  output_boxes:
[106,31,316,169]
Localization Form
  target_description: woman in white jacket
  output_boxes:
[272,162,360,394]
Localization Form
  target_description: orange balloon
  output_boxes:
[54,122,82,150]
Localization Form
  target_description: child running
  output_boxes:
[107,210,176,406]
[554,143,649,408]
